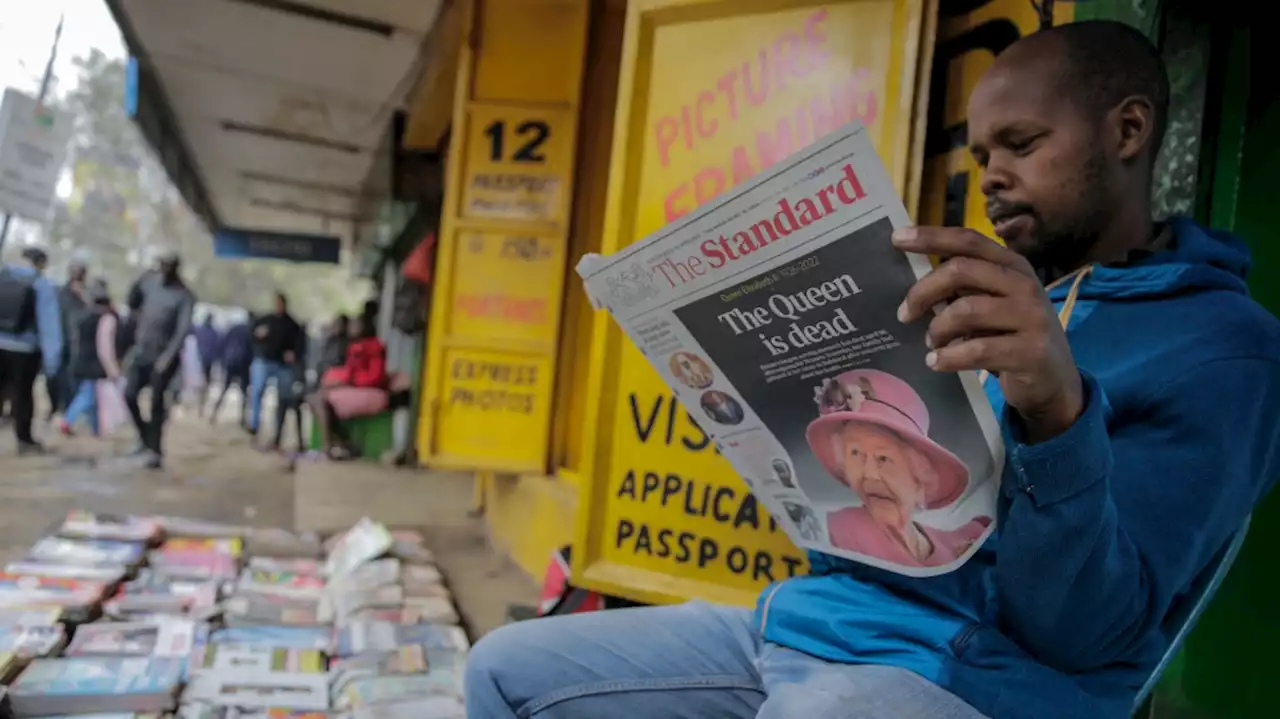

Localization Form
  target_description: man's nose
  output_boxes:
[980,158,1014,198]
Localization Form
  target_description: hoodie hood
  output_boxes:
[1049,217,1250,304]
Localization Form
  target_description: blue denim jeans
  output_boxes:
[247,359,292,433]
[465,602,987,718]
[63,380,99,435]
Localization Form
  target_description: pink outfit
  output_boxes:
[826,506,992,568]
[326,387,389,419]
[95,314,121,377]
[806,369,970,509]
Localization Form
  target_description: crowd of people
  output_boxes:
[0,246,393,468]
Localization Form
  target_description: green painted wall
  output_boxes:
[1155,20,1279,719]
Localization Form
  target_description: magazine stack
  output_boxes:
[0,510,468,717]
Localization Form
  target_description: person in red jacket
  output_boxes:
[307,314,389,459]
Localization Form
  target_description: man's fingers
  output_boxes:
[892,226,1029,266]
[926,295,1025,349]
[927,334,1027,373]
[899,256,1029,323]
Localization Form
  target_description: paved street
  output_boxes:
[0,392,538,638]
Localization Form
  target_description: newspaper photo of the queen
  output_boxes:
[672,217,1002,576]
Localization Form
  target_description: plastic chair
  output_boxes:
[1132,515,1252,717]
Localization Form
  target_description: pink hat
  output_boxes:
[805,369,969,509]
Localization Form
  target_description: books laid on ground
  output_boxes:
[0,625,66,659]
[0,513,470,717]
[323,520,394,579]
[0,575,108,622]
[577,122,1005,578]
[236,569,326,602]
[6,656,184,716]
[333,621,469,656]
[147,539,241,581]
[25,537,146,570]
[64,618,202,658]
[220,594,323,628]
[102,570,221,620]
[209,626,333,652]
[0,608,63,628]
[246,557,323,576]
[348,695,465,719]
[181,645,328,710]
[3,560,127,584]
[56,511,163,544]
[329,645,464,709]
[333,672,463,712]
[244,529,323,560]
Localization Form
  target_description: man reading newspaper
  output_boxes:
[465,21,1280,719]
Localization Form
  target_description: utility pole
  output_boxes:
[0,14,64,258]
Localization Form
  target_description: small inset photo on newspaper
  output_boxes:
[579,123,1003,578]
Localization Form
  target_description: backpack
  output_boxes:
[0,267,38,335]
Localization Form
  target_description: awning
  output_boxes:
[106,0,443,245]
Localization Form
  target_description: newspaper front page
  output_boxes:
[578,124,1003,577]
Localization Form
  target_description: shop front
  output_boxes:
[404,0,1274,714]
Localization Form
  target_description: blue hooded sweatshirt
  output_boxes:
[754,218,1280,719]
[0,263,64,376]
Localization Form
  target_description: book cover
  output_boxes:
[0,608,63,627]
[58,512,162,544]
[334,622,469,656]
[237,569,326,599]
[190,644,325,674]
[0,625,65,659]
[65,619,201,658]
[0,574,107,608]
[334,673,461,711]
[209,626,333,652]
[247,557,323,576]
[25,537,146,568]
[9,656,183,698]
[5,559,128,583]
[349,696,464,719]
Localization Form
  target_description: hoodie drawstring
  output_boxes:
[977,265,1094,385]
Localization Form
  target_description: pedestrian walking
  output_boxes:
[0,247,63,454]
[60,282,123,437]
[246,292,304,441]
[123,251,195,469]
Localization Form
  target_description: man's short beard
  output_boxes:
[1024,151,1112,282]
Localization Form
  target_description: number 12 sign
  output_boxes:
[462,104,574,226]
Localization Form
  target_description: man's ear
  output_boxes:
[1114,95,1156,164]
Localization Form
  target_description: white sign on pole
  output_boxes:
[0,87,74,222]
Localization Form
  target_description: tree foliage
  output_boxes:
[35,49,370,323]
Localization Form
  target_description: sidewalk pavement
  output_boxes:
[0,395,538,637]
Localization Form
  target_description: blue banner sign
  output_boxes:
[125,57,139,118]
[213,228,342,264]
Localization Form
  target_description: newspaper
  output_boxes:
[578,123,1003,577]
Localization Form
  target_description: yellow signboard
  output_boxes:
[462,104,574,224]
[418,0,589,473]
[574,0,933,606]
[435,349,555,469]
[449,232,565,345]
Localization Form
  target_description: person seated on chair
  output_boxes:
[307,314,388,461]
[464,22,1280,719]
